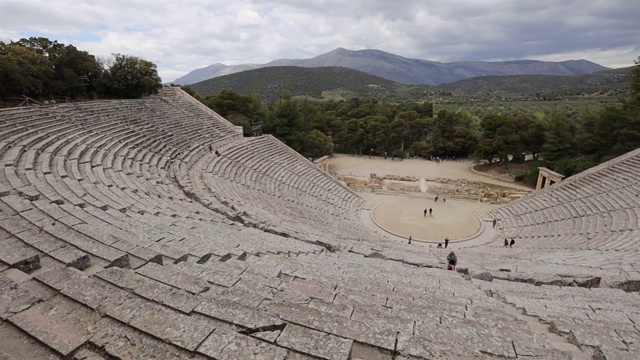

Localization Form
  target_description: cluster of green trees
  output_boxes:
[0,37,162,100]
[194,87,496,160]
[195,56,639,179]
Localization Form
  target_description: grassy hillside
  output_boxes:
[190,66,430,102]
[428,67,632,116]
[435,67,631,97]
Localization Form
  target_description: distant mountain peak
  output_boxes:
[171,48,609,86]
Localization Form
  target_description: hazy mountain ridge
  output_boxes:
[171,47,609,85]
[171,63,261,85]
[188,65,631,102]
[170,63,227,85]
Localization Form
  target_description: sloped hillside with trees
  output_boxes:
[188,66,429,102]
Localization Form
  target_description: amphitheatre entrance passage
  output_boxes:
[372,196,481,242]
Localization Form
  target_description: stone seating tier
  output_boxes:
[491,148,640,251]
[0,96,342,273]
[6,249,635,359]
[1,91,639,359]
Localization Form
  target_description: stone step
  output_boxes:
[8,295,104,356]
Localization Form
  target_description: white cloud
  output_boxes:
[1,0,638,81]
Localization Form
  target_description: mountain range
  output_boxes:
[188,65,631,103]
[171,47,609,86]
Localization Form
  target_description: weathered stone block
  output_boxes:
[277,323,353,360]
[0,275,42,320]
[90,318,209,360]
[197,328,288,360]
[0,321,61,360]
[349,342,393,360]
[129,302,214,351]
[8,295,103,356]
[195,296,283,330]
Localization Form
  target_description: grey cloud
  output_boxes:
[0,0,637,81]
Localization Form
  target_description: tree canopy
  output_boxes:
[102,54,162,98]
[0,37,161,100]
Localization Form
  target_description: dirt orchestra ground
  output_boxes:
[328,155,509,243]
[373,196,482,241]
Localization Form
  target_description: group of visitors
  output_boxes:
[407,235,457,271]
[423,195,446,218]
[436,238,450,248]
[504,238,516,248]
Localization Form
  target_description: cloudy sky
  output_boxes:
[1,0,638,82]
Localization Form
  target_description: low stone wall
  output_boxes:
[313,155,330,172]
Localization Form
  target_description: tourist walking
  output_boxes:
[444,238,450,248]
[447,251,457,271]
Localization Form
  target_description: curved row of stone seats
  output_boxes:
[0,193,127,272]
[3,117,188,269]
[174,134,243,199]
[1,245,583,359]
[203,160,350,217]
[496,214,638,250]
[216,136,361,212]
[5,133,327,273]
[4,92,638,358]
[0,111,137,271]
[186,135,370,240]
[24,116,183,216]
[1,94,522,358]
[476,278,639,359]
[52,98,236,153]
[201,173,370,242]
[156,88,240,135]
[204,176,370,240]
[490,148,640,251]
[456,243,640,277]
[238,250,581,358]
[168,130,383,244]
[0,94,334,276]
